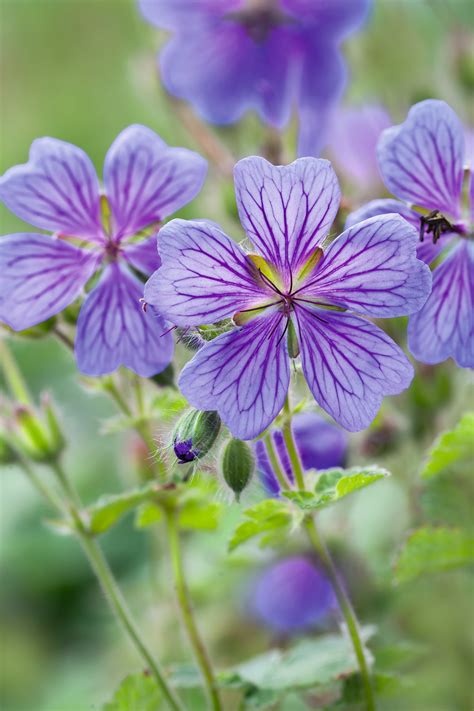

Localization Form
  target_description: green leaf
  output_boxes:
[88,484,159,535]
[179,500,223,531]
[151,389,188,422]
[166,663,202,689]
[223,632,373,692]
[102,672,161,710]
[284,467,390,511]
[395,526,474,584]
[135,502,163,529]
[421,412,474,479]
[228,499,302,552]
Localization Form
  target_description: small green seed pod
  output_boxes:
[221,438,255,501]
[172,409,221,463]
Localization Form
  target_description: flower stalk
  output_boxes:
[164,507,223,711]
[280,394,376,711]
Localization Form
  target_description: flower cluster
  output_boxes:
[145,155,431,439]
[139,0,372,155]
[0,126,207,376]
[348,100,473,368]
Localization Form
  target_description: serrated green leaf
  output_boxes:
[395,526,474,584]
[224,632,373,692]
[151,389,188,422]
[284,467,389,511]
[102,672,161,710]
[228,499,302,552]
[421,412,474,479]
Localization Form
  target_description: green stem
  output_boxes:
[282,395,376,711]
[305,517,375,711]
[263,431,291,491]
[77,531,183,711]
[22,457,183,711]
[165,508,222,711]
[0,341,31,405]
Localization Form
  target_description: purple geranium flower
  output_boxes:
[347,100,474,368]
[145,156,431,439]
[248,555,336,634]
[138,0,371,156]
[255,412,347,496]
[0,125,207,376]
[327,104,391,192]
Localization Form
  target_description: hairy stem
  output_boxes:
[164,508,222,711]
[20,455,183,711]
[281,395,376,711]
[263,431,292,490]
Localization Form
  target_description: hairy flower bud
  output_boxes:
[13,395,65,463]
[221,438,255,501]
[172,409,221,464]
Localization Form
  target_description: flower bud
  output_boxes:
[13,395,65,463]
[221,438,255,501]
[172,409,221,464]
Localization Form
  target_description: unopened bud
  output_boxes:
[221,438,255,501]
[14,396,65,463]
[172,409,221,464]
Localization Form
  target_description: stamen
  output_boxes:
[419,210,453,244]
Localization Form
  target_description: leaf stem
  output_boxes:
[164,507,222,711]
[282,395,376,711]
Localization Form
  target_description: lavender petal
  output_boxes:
[179,312,290,440]
[75,263,174,377]
[295,305,414,431]
[0,233,99,330]
[103,125,207,241]
[0,138,103,242]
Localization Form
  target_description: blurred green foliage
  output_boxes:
[1,1,473,710]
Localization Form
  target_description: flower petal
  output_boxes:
[234,157,340,278]
[327,104,391,187]
[0,138,103,241]
[408,241,473,368]
[295,305,414,431]
[0,233,99,330]
[284,0,371,39]
[377,100,465,217]
[345,198,453,265]
[301,214,432,317]
[123,235,160,276]
[103,125,207,240]
[179,312,290,440]
[145,219,266,326]
[138,0,237,30]
[75,263,174,377]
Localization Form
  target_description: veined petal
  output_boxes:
[138,0,237,30]
[377,100,465,218]
[345,198,454,265]
[283,0,372,39]
[123,235,160,276]
[0,138,103,241]
[103,125,207,240]
[235,157,340,279]
[145,219,266,326]
[295,305,413,431]
[179,312,290,440]
[300,214,432,317]
[408,241,473,368]
[75,263,174,377]
[0,233,99,330]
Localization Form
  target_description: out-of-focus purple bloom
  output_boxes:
[327,104,391,191]
[248,555,336,634]
[139,0,372,156]
[146,156,431,439]
[0,126,207,376]
[255,412,347,495]
[347,100,474,368]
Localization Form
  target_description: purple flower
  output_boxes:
[145,156,431,439]
[248,555,336,634]
[347,100,474,368]
[326,104,391,191]
[254,412,347,496]
[0,125,207,376]
[138,0,372,156]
